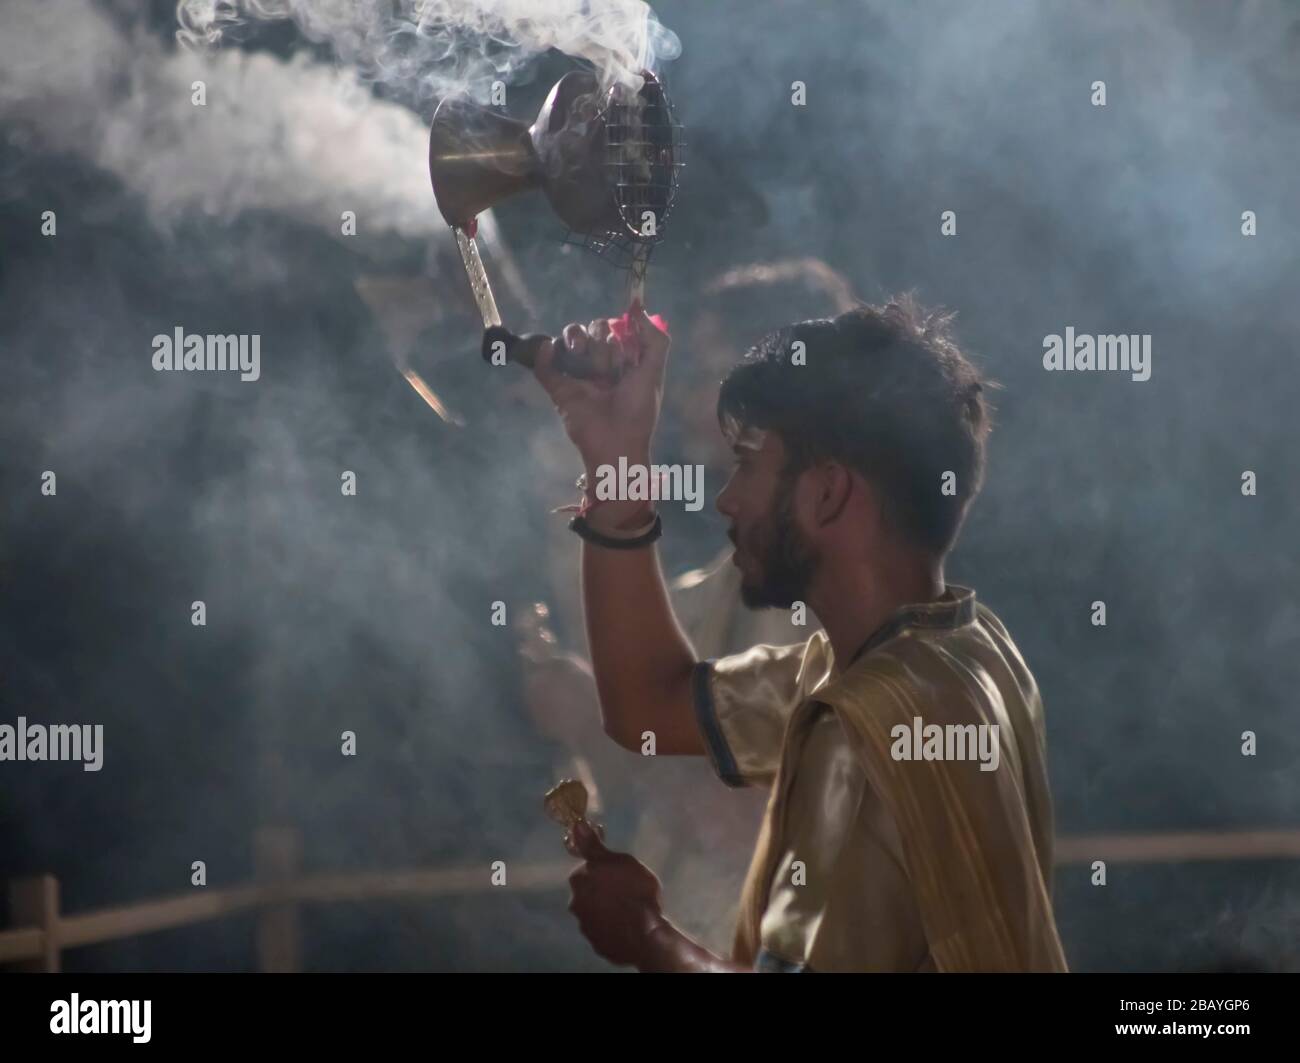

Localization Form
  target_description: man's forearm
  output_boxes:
[637,918,750,973]
[579,450,700,752]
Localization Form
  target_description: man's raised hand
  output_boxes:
[533,298,671,472]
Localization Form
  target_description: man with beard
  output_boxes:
[534,295,1067,972]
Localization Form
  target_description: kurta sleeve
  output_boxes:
[691,630,833,788]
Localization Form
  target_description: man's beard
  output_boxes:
[737,471,819,609]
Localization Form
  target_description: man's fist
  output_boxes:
[533,299,671,473]
[566,820,665,968]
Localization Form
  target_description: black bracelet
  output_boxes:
[569,512,663,550]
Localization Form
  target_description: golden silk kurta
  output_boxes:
[690,585,1068,972]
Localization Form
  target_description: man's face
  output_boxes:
[715,428,820,609]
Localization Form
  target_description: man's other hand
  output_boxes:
[566,819,665,968]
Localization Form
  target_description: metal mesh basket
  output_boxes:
[560,70,685,269]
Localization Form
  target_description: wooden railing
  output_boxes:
[4,826,1299,972]
[1,827,571,972]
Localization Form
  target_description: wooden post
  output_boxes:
[254,826,301,973]
[10,875,60,972]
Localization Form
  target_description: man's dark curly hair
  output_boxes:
[717,293,995,557]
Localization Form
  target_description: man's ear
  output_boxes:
[811,460,854,527]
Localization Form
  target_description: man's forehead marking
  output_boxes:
[731,426,768,452]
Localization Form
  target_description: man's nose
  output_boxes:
[715,477,737,518]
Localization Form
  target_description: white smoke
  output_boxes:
[175,0,682,99]
[0,0,441,237]
[0,0,679,239]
